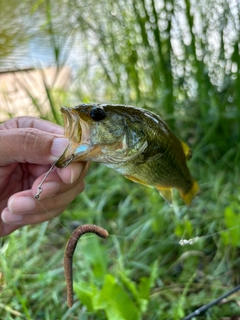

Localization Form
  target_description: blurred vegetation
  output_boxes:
[0,0,29,59]
[1,0,240,319]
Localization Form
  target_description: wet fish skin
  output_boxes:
[56,104,199,205]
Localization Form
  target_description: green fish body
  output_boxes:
[56,104,199,205]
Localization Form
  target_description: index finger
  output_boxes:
[0,117,64,135]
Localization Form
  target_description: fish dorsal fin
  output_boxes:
[156,186,173,205]
[180,141,192,160]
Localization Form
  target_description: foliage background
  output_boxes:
[1,0,240,319]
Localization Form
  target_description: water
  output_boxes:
[0,0,86,72]
[0,0,92,121]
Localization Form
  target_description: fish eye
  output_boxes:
[90,107,106,121]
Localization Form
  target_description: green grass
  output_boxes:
[1,0,240,319]
[1,156,240,319]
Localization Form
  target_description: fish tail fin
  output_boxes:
[156,186,173,206]
[180,180,199,205]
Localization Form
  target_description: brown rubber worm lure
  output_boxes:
[64,224,109,308]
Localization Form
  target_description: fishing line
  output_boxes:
[33,165,236,247]
[34,162,73,235]
[36,192,240,314]
[34,156,77,235]
[35,197,71,235]
[36,194,240,248]
[34,159,240,315]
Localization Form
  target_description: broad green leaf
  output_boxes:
[119,271,148,313]
[138,260,158,300]
[74,282,98,312]
[224,206,240,247]
[80,235,108,282]
[138,277,151,300]
[93,274,140,320]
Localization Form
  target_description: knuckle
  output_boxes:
[22,128,39,148]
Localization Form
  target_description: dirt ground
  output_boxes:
[0,66,71,122]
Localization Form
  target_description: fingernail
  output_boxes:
[37,181,60,198]
[51,138,69,160]
[9,196,36,213]
[2,209,23,224]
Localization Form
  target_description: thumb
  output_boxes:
[0,128,69,165]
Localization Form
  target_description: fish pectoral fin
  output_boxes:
[124,175,149,186]
[156,186,173,205]
[181,141,193,160]
[180,180,199,205]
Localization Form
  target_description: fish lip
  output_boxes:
[55,106,91,168]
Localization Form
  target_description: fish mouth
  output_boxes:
[55,106,91,168]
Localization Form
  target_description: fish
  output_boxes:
[56,104,199,205]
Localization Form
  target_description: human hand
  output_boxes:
[0,117,87,237]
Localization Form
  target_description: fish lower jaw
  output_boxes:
[103,162,130,176]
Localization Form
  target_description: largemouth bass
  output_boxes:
[56,104,199,205]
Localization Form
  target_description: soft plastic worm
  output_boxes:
[64,224,109,308]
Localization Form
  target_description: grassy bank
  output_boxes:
[1,154,240,319]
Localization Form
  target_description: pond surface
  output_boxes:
[0,0,85,72]
[0,0,93,121]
